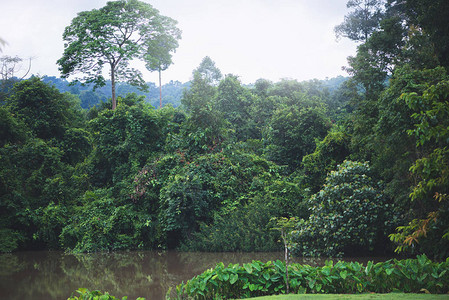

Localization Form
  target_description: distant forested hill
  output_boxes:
[41,76,347,110]
[2,75,347,110]
[321,75,348,91]
[41,76,191,109]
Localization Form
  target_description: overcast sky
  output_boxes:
[1,0,357,85]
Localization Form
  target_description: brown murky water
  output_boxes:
[0,250,388,300]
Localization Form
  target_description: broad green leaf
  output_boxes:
[263,272,270,281]
[230,274,238,284]
[385,268,394,275]
[308,279,316,289]
[321,266,331,276]
[243,263,253,274]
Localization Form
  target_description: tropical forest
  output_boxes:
[0,0,449,299]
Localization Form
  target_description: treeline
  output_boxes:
[2,76,187,109]
[1,0,448,259]
[0,67,348,253]
[41,76,191,109]
[1,72,346,111]
[39,76,345,110]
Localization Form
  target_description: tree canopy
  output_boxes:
[334,0,385,42]
[57,0,181,110]
[2,0,449,261]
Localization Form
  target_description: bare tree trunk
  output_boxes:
[111,67,116,110]
[159,68,162,109]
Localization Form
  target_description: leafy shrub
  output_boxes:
[0,106,28,147]
[60,189,156,252]
[181,175,306,252]
[264,105,331,171]
[292,160,397,257]
[136,149,283,248]
[301,126,351,194]
[130,143,309,250]
[58,127,92,165]
[181,197,281,252]
[0,229,25,252]
[7,77,84,140]
[68,288,145,300]
[172,255,449,299]
[389,79,449,259]
[87,95,163,187]
[32,202,68,249]
[0,138,67,250]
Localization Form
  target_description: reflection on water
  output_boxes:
[0,250,389,300]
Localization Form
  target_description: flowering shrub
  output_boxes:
[292,160,397,257]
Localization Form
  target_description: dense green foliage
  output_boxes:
[173,255,449,299]
[317,0,449,258]
[247,295,449,300]
[68,288,144,300]
[292,161,396,257]
[0,73,336,253]
[301,126,351,194]
[389,78,449,258]
[1,0,449,261]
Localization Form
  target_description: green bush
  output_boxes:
[181,197,281,252]
[6,77,84,141]
[181,175,306,252]
[60,189,156,252]
[264,105,331,171]
[301,126,351,194]
[68,288,145,300]
[172,255,449,299]
[153,149,282,247]
[32,202,68,249]
[0,138,68,250]
[292,160,397,257]
[131,144,307,251]
[0,229,25,252]
[87,94,164,187]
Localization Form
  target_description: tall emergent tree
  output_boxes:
[334,0,385,43]
[57,0,181,110]
[194,56,223,86]
[144,22,180,108]
[405,0,449,69]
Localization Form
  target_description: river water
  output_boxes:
[0,250,386,300]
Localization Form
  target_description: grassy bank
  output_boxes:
[245,293,449,300]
